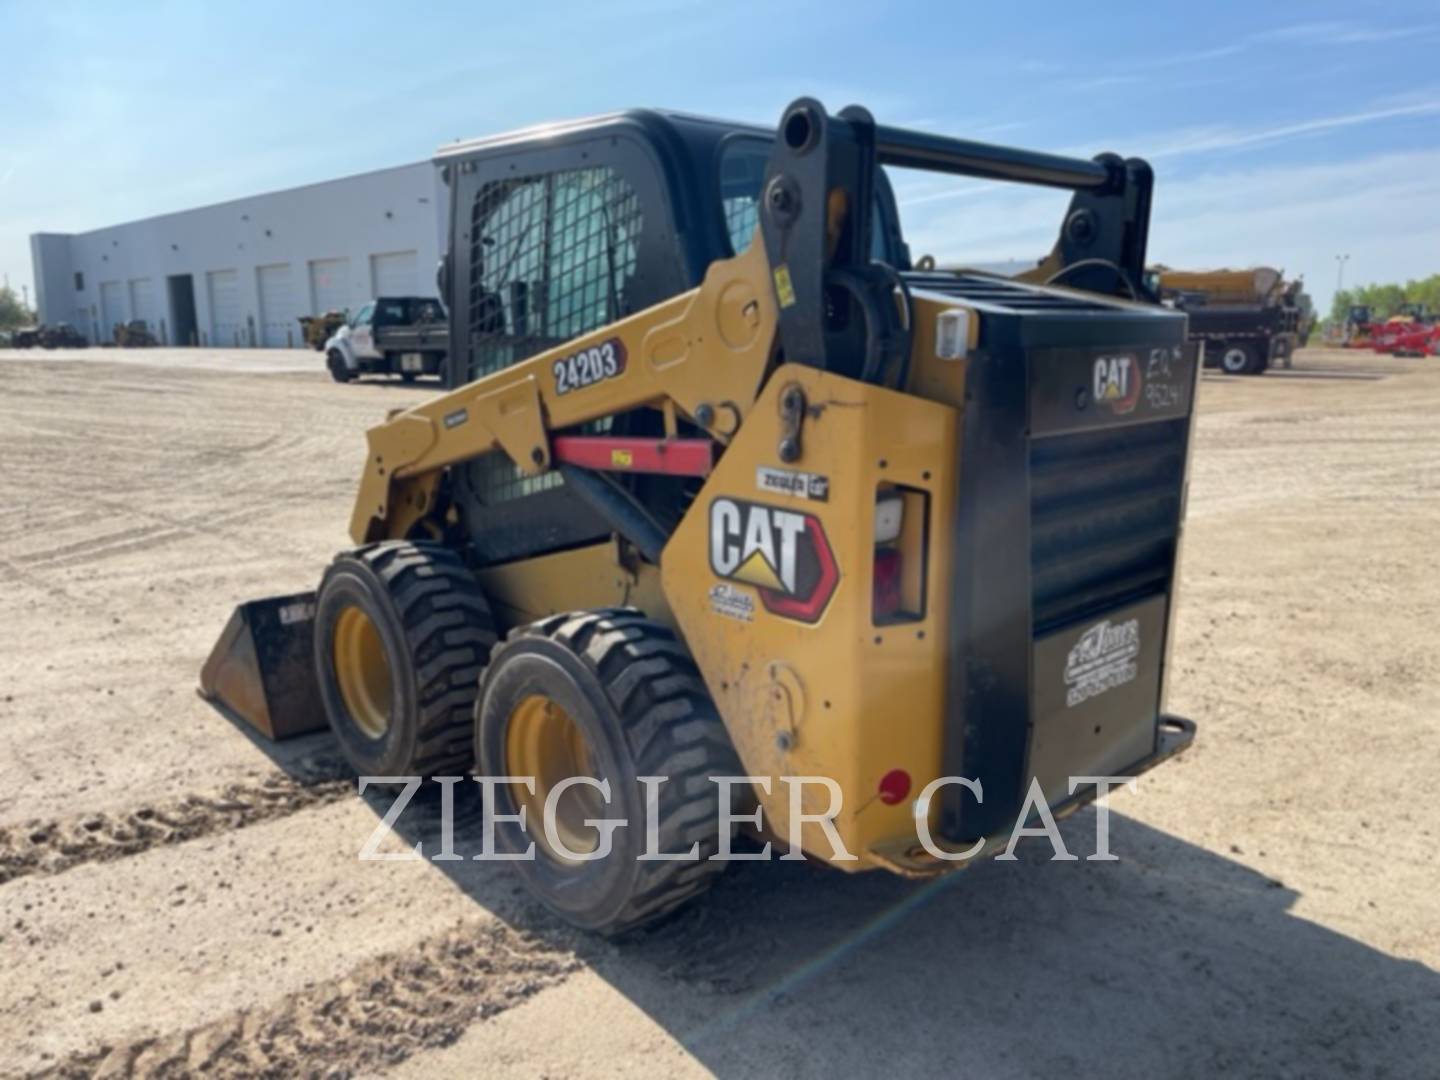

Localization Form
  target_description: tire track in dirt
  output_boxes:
[3,491,326,581]
[21,529,193,572]
[0,755,355,886]
[13,523,182,568]
[0,507,97,545]
[46,490,334,568]
[0,555,108,612]
[29,920,583,1079]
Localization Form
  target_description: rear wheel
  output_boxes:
[475,609,741,936]
[327,349,354,383]
[315,541,496,776]
[1219,341,1262,375]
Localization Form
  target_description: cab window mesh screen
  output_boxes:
[470,446,563,502]
[468,167,641,381]
[466,165,642,501]
[723,197,758,255]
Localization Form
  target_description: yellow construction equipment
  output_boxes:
[203,99,1200,934]
[1148,266,1309,374]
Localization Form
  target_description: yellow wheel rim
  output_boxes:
[505,694,603,861]
[332,605,393,739]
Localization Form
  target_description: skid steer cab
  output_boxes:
[202,98,1200,935]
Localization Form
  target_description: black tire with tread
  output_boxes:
[1219,340,1265,376]
[315,541,496,777]
[327,348,353,383]
[475,608,741,936]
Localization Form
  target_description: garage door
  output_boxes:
[207,269,243,347]
[99,281,126,343]
[128,278,159,337]
[308,258,351,316]
[370,251,418,297]
[257,263,301,347]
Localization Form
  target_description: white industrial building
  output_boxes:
[30,163,447,347]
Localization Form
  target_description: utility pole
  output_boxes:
[1334,253,1350,298]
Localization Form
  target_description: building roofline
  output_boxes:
[41,107,775,240]
[50,160,433,240]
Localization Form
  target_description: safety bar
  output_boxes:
[872,123,1113,192]
[761,97,1152,382]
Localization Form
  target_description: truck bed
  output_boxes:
[375,323,448,354]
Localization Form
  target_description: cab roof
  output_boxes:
[433,109,771,163]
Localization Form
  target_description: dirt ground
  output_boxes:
[0,345,1437,1078]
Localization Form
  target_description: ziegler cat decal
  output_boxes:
[756,465,830,502]
[708,498,838,623]
[552,338,627,395]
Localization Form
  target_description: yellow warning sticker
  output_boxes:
[773,265,796,308]
[611,448,634,468]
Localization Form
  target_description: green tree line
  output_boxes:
[0,285,37,331]
[1330,274,1440,323]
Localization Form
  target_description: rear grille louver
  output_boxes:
[1029,418,1187,632]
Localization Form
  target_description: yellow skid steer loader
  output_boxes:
[202,98,1199,934]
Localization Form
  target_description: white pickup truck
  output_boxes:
[324,296,448,383]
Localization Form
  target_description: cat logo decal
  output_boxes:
[708,498,838,623]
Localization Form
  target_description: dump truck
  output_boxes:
[202,98,1201,935]
[1149,266,1304,375]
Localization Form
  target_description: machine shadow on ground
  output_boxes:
[208,704,355,782]
[219,713,1440,1074]
[328,768,1440,1076]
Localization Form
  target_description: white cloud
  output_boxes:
[1133,19,1440,70]
[1259,20,1439,46]
[1134,100,1440,160]
[893,95,1440,213]
[898,148,1440,315]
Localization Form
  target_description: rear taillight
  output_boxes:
[873,548,903,619]
[872,485,929,624]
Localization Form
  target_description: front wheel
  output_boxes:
[475,609,741,936]
[327,349,354,383]
[314,541,496,776]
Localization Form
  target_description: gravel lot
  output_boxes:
[0,345,1437,1078]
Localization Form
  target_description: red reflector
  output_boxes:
[878,769,912,806]
[873,547,902,618]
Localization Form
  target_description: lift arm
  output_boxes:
[350,240,779,544]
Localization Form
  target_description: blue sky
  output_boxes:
[4,1,1439,314]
